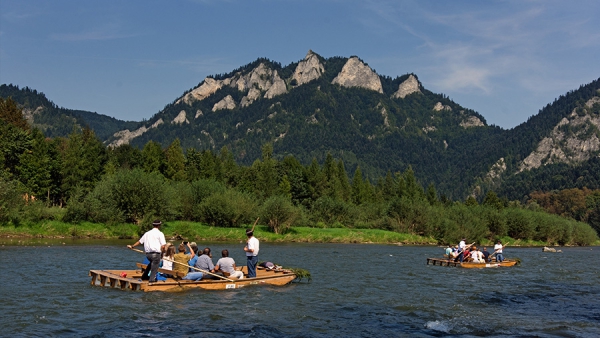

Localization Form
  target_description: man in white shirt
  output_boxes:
[493,240,505,262]
[244,228,260,278]
[128,220,166,282]
[457,238,466,262]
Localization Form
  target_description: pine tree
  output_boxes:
[60,127,106,200]
[142,141,164,174]
[257,143,279,199]
[351,166,364,204]
[336,159,351,202]
[16,129,55,200]
[0,97,29,131]
[164,138,186,181]
[426,183,438,206]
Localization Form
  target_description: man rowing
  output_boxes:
[244,228,259,278]
[127,220,166,283]
[493,240,505,262]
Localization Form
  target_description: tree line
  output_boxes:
[1,96,598,245]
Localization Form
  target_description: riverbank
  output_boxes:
[1,220,586,246]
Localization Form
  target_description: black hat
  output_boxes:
[246,229,254,236]
[152,220,162,227]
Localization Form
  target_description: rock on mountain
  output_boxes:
[392,74,421,99]
[331,57,383,93]
[519,96,600,171]
[292,50,325,86]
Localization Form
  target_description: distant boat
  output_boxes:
[426,257,519,268]
[542,246,562,253]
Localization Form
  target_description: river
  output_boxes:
[1,239,599,337]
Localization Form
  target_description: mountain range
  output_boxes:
[2,50,600,200]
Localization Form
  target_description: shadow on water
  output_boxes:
[1,242,599,337]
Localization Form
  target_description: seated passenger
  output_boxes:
[188,242,199,271]
[482,247,490,262]
[470,247,483,263]
[214,249,244,279]
[444,245,453,259]
[463,247,471,261]
[451,245,459,259]
[173,242,203,281]
[160,244,176,277]
[194,247,218,279]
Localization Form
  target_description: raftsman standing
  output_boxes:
[127,220,166,283]
[244,228,260,278]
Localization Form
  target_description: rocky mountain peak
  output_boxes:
[292,50,325,86]
[331,57,383,93]
[176,62,288,107]
[392,74,421,99]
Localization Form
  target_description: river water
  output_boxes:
[1,239,599,337]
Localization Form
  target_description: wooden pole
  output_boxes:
[128,247,234,282]
[251,217,259,232]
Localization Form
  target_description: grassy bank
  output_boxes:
[2,220,595,246]
[0,220,436,244]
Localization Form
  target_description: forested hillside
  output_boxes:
[107,53,500,199]
[2,52,600,203]
[0,84,138,140]
[1,93,598,244]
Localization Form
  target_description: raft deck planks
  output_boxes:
[426,258,461,267]
[89,267,297,292]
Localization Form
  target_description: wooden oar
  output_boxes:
[128,247,234,282]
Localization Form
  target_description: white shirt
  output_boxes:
[162,259,173,270]
[246,236,259,257]
[459,240,466,250]
[139,227,166,253]
[494,243,503,253]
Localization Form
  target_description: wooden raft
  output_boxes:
[89,269,145,291]
[89,265,297,292]
[426,257,518,268]
[426,258,461,267]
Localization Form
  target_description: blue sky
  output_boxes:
[1,0,599,128]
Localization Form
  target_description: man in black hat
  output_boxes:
[243,228,260,278]
[128,220,166,283]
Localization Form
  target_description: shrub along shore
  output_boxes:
[1,220,591,247]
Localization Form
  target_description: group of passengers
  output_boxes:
[129,221,260,283]
[147,242,245,281]
[444,238,505,263]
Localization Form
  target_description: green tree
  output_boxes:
[426,183,438,206]
[0,120,31,180]
[16,129,57,201]
[482,191,503,210]
[78,169,172,224]
[60,127,106,200]
[256,143,279,198]
[261,195,297,234]
[142,141,165,174]
[336,160,351,202]
[351,166,365,204]
[465,196,478,206]
[164,138,186,181]
[0,97,29,131]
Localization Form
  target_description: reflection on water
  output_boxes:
[1,240,599,337]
